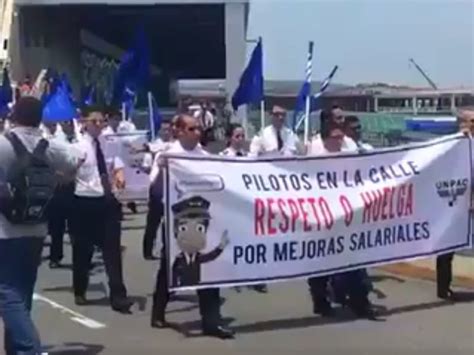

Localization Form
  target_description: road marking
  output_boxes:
[33,293,106,329]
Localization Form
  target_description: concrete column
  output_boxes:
[8,5,24,82]
[374,97,378,112]
[450,94,456,112]
[225,2,247,124]
[412,96,418,115]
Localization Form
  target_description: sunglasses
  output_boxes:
[185,126,202,132]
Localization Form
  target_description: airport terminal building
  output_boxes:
[3,0,249,106]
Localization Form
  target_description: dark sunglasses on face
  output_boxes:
[186,126,202,132]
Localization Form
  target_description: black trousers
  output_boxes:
[308,270,370,309]
[48,184,74,262]
[436,252,454,296]
[308,276,330,307]
[142,193,163,257]
[70,195,127,300]
[151,229,222,327]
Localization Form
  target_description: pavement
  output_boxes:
[1,206,474,355]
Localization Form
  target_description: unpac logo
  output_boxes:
[435,179,468,206]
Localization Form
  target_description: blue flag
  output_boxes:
[42,85,77,123]
[112,27,150,105]
[149,93,162,141]
[292,81,311,130]
[0,68,13,117]
[231,39,264,111]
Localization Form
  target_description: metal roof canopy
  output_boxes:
[15,0,248,5]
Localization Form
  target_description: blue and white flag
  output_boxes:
[295,65,339,131]
[292,41,314,130]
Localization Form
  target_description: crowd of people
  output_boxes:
[0,94,472,354]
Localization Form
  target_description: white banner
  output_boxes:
[164,135,472,291]
[102,131,150,201]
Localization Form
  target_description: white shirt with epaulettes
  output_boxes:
[73,133,125,197]
[249,125,302,157]
[219,147,247,157]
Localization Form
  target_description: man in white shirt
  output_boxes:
[0,97,79,355]
[249,105,303,157]
[306,122,377,320]
[142,120,174,260]
[307,108,358,155]
[41,121,67,142]
[70,104,133,313]
[47,119,79,269]
[103,108,137,135]
[344,115,374,151]
[436,108,474,301]
[151,114,235,339]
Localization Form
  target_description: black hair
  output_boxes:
[225,123,243,139]
[11,96,42,127]
[104,105,121,117]
[321,120,343,139]
[319,109,330,134]
[345,115,360,124]
[80,104,104,118]
[224,123,243,147]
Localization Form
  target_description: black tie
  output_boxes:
[236,151,244,157]
[94,138,111,194]
[276,130,284,151]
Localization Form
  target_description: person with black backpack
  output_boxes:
[0,96,79,355]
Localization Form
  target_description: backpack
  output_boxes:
[0,132,57,225]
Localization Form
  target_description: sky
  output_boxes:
[248,0,474,88]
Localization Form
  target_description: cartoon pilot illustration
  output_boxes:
[171,195,229,287]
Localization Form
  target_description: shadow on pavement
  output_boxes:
[122,225,146,231]
[41,283,106,294]
[44,342,104,354]
[370,274,406,283]
[383,291,474,316]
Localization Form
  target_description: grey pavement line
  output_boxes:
[33,293,107,329]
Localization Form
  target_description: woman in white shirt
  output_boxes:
[220,123,246,157]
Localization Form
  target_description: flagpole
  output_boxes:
[304,95,311,145]
[260,100,265,131]
[121,102,126,121]
[147,91,155,141]
[304,41,314,145]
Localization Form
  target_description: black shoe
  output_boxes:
[438,289,458,301]
[49,261,61,269]
[151,315,170,329]
[144,254,158,261]
[352,305,379,320]
[111,297,134,313]
[151,317,169,329]
[252,284,268,293]
[313,301,334,317]
[127,202,137,214]
[202,325,235,339]
[75,295,88,306]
